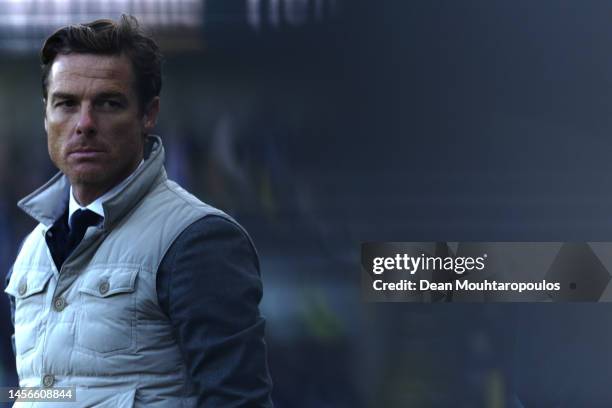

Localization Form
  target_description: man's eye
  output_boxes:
[55,100,76,108]
[100,100,122,109]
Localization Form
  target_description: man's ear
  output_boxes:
[143,97,160,133]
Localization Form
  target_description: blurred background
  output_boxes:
[4,1,612,407]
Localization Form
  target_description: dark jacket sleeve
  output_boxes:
[157,215,274,407]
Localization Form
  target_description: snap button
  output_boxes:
[99,281,110,295]
[42,374,54,387]
[18,282,27,296]
[53,297,66,312]
[46,231,53,238]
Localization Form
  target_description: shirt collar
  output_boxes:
[68,160,144,228]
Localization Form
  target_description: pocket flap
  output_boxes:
[4,268,53,299]
[78,265,139,298]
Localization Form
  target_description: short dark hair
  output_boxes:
[41,14,162,111]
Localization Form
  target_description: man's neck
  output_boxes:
[72,185,112,207]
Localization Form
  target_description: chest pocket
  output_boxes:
[76,265,139,354]
[4,268,53,356]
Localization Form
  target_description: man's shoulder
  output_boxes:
[158,179,253,243]
[117,177,251,260]
[152,178,256,252]
[176,215,254,250]
[146,178,229,221]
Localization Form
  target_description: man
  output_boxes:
[4,15,273,407]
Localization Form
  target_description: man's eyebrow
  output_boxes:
[49,92,77,101]
[95,92,128,101]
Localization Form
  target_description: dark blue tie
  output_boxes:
[66,209,102,259]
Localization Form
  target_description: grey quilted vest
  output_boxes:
[5,136,233,407]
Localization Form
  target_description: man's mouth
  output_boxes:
[68,149,105,159]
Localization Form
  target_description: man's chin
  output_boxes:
[63,159,140,191]
[67,168,110,186]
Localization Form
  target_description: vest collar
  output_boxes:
[18,135,167,229]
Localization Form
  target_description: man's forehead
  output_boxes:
[48,53,134,92]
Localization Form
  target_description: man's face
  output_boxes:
[45,53,159,196]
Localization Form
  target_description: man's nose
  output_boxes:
[75,106,97,136]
